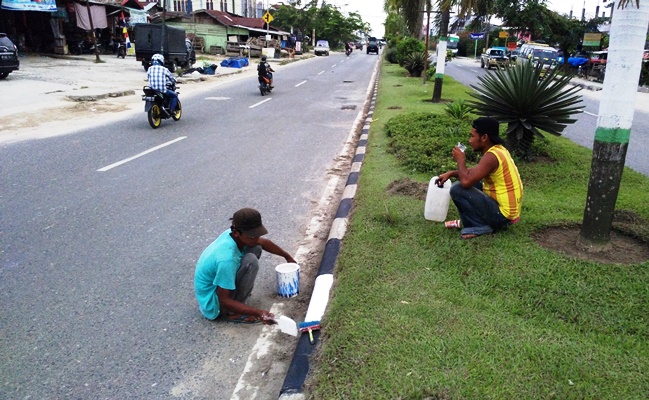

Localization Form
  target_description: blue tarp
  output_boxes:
[220,57,249,68]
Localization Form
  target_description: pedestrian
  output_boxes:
[194,208,296,324]
[436,117,524,239]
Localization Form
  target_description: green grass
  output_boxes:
[306,62,649,399]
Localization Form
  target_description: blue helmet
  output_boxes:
[151,53,164,66]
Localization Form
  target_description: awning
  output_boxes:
[1,0,57,12]
[238,26,290,36]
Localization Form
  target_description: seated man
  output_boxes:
[146,53,178,112]
[194,208,296,324]
[257,55,274,88]
[436,117,523,239]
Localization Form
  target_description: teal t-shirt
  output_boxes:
[194,230,244,320]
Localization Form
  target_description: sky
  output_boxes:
[547,0,612,20]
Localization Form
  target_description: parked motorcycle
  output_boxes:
[70,40,102,55]
[258,73,273,96]
[141,83,182,129]
[116,42,126,59]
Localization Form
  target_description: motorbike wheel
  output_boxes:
[148,104,163,129]
[172,100,182,121]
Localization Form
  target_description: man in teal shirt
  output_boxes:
[194,208,296,324]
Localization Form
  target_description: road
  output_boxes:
[445,57,649,177]
[0,51,379,399]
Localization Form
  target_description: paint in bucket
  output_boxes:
[275,263,300,298]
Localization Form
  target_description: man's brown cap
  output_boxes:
[231,208,268,238]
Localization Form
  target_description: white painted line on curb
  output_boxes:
[295,80,307,87]
[97,136,187,172]
[249,98,272,108]
[328,217,348,241]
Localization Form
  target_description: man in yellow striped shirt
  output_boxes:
[436,117,523,239]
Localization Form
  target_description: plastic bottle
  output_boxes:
[424,176,452,221]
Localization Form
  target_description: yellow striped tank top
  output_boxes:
[483,145,523,220]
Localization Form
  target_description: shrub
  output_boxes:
[426,65,436,81]
[403,51,427,77]
[396,37,425,66]
[384,48,398,64]
[444,99,474,120]
[384,112,476,173]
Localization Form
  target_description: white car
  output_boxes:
[314,40,330,56]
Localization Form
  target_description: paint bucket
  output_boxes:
[275,263,300,298]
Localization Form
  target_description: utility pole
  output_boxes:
[421,6,443,85]
[84,0,102,63]
[161,0,167,53]
[432,8,450,102]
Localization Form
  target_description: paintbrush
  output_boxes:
[298,320,321,345]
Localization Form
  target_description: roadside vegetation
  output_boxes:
[306,60,649,399]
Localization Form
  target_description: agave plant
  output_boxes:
[467,62,583,158]
[403,51,427,77]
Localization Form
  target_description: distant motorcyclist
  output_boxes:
[147,53,178,112]
[345,41,352,54]
[257,55,274,89]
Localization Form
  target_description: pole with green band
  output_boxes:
[432,8,450,102]
[579,2,649,249]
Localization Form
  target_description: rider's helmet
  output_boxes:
[261,55,267,62]
[151,53,165,66]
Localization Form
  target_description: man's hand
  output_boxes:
[260,310,276,325]
[452,146,466,163]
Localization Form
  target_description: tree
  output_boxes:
[384,0,426,38]
[493,0,554,41]
[578,0,649,251]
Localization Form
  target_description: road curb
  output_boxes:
[277,65,381,400]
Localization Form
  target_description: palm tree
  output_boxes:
[384,0,427,38]
[578,0,649,251]
[432,0,452,102]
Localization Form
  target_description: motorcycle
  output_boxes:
[70,39,102,55]
[141,83,182,129]
[345,47,352,56]
[116,41,126,59]
[258,72,273,96]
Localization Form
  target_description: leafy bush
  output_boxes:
[384,112,476,173]
[444,99,474,120]
[395,37,425,66]
[384,48,398,64]
[403,51,427,77]
[425,65,436,81]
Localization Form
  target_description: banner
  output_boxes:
[1,0,57,12]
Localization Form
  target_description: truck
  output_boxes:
[133,23,195,72]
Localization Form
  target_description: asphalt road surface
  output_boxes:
[0,51,380,399]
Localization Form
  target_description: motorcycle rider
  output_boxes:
[147,53,178,113]
[345,41,352,55]
[257,55,274,89]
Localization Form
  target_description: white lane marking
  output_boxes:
[249,98,272,108]
[295,80,307,87]
[97,136,187,172]
[331,64,337,68]
[318,70,325,75]
[583,111,598,117]
[471,69,479,73]
[205,97,231,100]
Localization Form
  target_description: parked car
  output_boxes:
[314,40,330,56]
[366,40,379,54]
[0,33,19,80]
[481,47,510,69]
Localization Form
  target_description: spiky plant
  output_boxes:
[444,98,474,120]
[403,51,427,77]
[467,62,583,158]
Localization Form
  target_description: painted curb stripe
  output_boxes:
[278,56,381,400]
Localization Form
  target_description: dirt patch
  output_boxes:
[533,221,649,265]
[387,105,402,109]
[387,177,428,200]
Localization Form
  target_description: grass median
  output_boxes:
[306,61,649,399]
